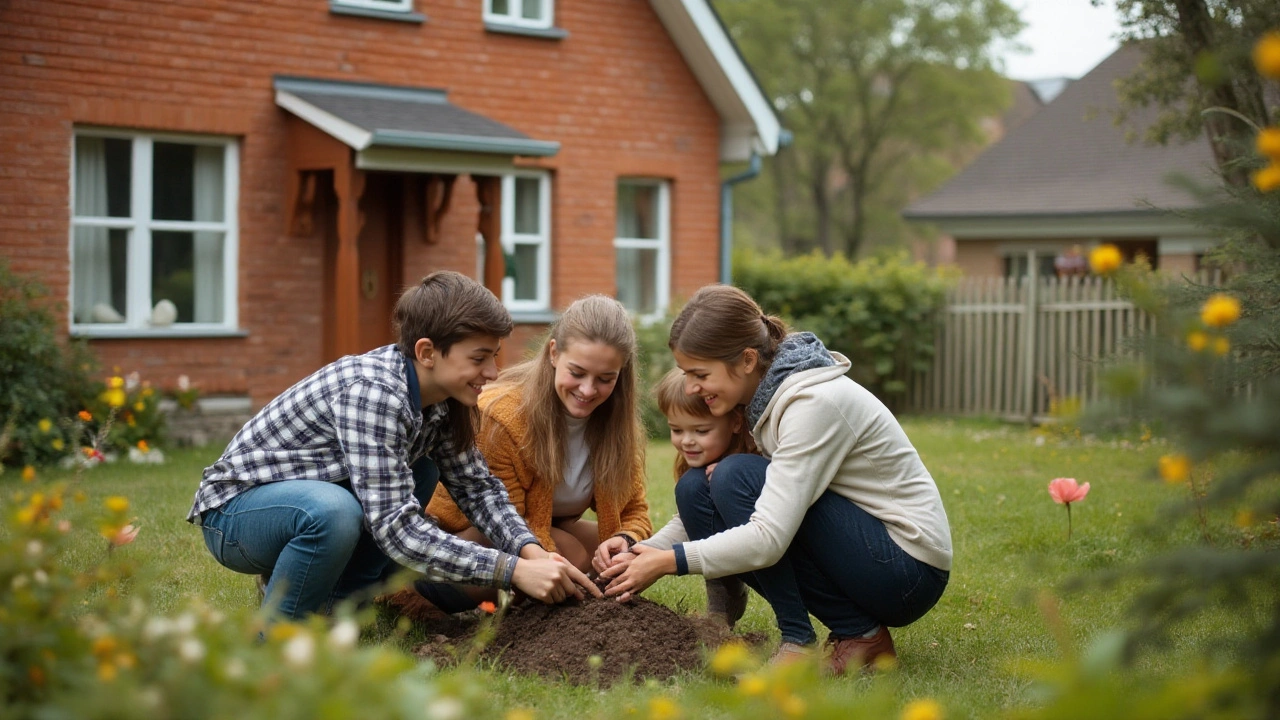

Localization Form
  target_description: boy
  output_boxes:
[188,271,598,619]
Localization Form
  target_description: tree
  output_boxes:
[715,0,1022,258]
[1100,0,1280,182]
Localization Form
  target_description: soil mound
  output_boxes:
[400,596,737,685]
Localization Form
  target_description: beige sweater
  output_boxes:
[678,354,952,578]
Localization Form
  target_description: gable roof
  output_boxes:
[904,43,1217,224]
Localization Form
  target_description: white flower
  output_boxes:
[26,540,43,558]
[328,620,359,651]
[11,575,28,590]
[174,613,197,635]
[224,658,247,680]
[282,633,315,667]
[125,372,141,391]
[426,696,464,720]
[33,569,48,585]
[143,618,173,641]
[178,638,206,663]
[177,374,190,392]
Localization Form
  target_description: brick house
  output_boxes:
[0,0,779,418]
[903,44,1217,278]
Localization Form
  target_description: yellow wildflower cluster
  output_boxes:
[1159,454,1192,484]
[1088,244,1123,275]
[15,490,65,527]
[1187,294,1240,356]
[1252,33,1280,192]
[901,698,945,720]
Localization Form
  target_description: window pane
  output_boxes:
[615,247,658,315]
[511,243,539,301]
[521,0,543,20]
[490,0,509,14]
[513,177,540,234]
[616,183,658,239]
[74,136,131,218]
[153,143,225,222]
[152,230,225,324]
[72,226,128,323]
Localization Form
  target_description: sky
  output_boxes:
[997,0,1123,81]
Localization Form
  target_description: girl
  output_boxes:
[624,367,754,628]
[417,295,652,612]
[601,285,952,675]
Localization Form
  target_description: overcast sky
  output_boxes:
[997,0,1122,81]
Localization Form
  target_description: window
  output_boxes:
[333,0,413,12]
[71,131,238,334]
[1002,249,1058,279]
[484,0,553,29]
[500,172,551,311]
[614,180,670,319]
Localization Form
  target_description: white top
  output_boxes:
[670,353,953,578]
[551,415,594,518]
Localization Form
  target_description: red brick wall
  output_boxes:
[0,0,723,406]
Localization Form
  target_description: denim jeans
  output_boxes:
[198,458,441,619]
[676,454,949,645]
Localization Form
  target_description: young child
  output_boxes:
[187,271,599,620]
[598,367,753,627]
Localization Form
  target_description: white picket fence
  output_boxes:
[908,275,1163,422]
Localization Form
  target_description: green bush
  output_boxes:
[0,261,98,468]
[635,312,679,439]
[733,250,956,409]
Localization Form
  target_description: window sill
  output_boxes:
[71,326,250,340]
[483,22,568,40]
[508,310,559,325]
[329,2,427,24]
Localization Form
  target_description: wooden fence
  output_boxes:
[908,275,1157,422]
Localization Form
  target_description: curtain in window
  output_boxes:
[192,145,224,323]
[73,138,113,323]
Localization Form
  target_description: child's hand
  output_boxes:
[705,462,718,482]
[600,545,675,602]
[591,536,632,574]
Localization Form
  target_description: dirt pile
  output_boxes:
[401,596,735,685]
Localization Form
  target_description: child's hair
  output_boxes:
[485,295,643,505]
[669,285,789,371]
[393,271,513,450]
[655,367,754,480]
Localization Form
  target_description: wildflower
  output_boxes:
[328,619,359,650]
[505,709,536,720]
[780,695,806,718]
[125,372,140,391]
[109,376,125,389]
[178,374,191,392]
[1088,244,1123,275]
[709,641,753,677]
[51,438,65,451]
[137,440,150,453]
[109,524,139,549]
[268,622,301,643]
[142,387,154,397]
[1048,478,1090,541]
[98,662,118,682]
[92,636,119,659]
[1254,31,1280,78]
[1252,163,1280,193]
[426,696,464,720]
[102,388,126,408]
[26,540,43,558]
[1159,454,1191,484]
[901,698,945,720]
[738,673,768,696]
[1235,510,1255,528]
[1259,127,1280,160]
[79,410,93,422]
[479,600,497,614]
[22,465,36,482]
[283,633,316,667]
[224,658,247,680]
[1200,294,1241,327]
[647,696,681,720]
[1186,330,1209,352]
[38,418,52,433]
[105,496,130,514]
[178,637,206,664]
[1212,336,1231,356]
[28,666,46,687]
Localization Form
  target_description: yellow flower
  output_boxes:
[709,642,753,677]
[901,699,945,720]
[1159,454,1192,484]
[1200,294,1241,328]
[22,465,36,482]
[92,636,118,658]
[647,696,681,720]
[1235,510,1255,528]
[1258,127,1280,160]
[134,401,145,412]
[137,440,150,453]
[1088,244,1123,275]
[780,694,807,718]
[108,376,124,389]
[51,438,64,451]
[738,673,768,697]
[142,387,154,398]
[37,418,53,433]
[1212,336,1231,356]
[105,496,129,514]
[97,662,118,682]
[78,410,93,422]
[102,388,127,408]
[505,710,536,720]
[268,623,302,643]
[1254,31,1280,78]
[1252,163,1280,193]
[1186,330,1209,352]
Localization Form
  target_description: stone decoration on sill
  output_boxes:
[150,299,177,326]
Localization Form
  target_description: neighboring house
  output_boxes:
[0,0,779,413]
[904,43,1218,278]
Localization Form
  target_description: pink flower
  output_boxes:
[109,524,139,549]
[1048,478,1090,505]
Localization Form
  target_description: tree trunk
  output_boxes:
[1171,0,1251,185]
[771,150,798,254]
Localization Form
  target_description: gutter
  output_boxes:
[719,152,761,284]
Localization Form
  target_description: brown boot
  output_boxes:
[826,625,896,675]
[705,577,749,629]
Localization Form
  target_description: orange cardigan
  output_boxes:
[426,387,652,552]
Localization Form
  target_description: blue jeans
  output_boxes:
[198,459,441,619]
[676,454,949,645]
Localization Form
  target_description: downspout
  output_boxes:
[719,152,761,285]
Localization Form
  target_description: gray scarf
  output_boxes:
[745,332,836,428]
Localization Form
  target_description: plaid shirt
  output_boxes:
[188,344,540,588]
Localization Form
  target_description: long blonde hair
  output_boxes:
[654,367,754,480]
[484,295,643,505]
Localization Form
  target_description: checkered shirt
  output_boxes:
[188,344,539,588]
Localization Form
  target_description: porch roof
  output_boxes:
[273,75,560,158]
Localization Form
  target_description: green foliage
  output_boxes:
[0,261,98,468]
[734,250,956,407]
[83,376,167,456]
[634,313,679,439]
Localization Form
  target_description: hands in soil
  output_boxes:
[601,544,675,602]
[512,552,603,604]
[591,536,632,575]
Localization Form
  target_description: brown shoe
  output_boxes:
[769,641,815,666]
[826,626,896,675]
[705,577,749,629]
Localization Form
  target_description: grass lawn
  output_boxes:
[5,416,1270,719]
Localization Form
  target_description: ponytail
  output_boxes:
[669,285,789,369]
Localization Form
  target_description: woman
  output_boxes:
[417,295,652,612]
[601,285,951,675]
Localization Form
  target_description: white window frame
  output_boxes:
[613,179,670,321]
[499,171,552,312]
[484,0,554,30]
[333,0,413,13]
[69,129,240,337]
